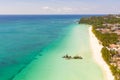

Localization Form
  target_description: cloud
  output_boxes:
[63,7,72,12]
[42,6,51,10]
[40,6,73,13]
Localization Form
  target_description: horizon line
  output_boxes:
[0,14,113,15]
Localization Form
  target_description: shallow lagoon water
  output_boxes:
[13,24,105,80]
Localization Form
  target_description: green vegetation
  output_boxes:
[79,15,120,26]
[110,66,120,80]
[101,47,111,64]
[92,27,118,46]
[101,47,120,80]
[79,15,120,80]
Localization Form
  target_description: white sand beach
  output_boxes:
[89,26,114,80]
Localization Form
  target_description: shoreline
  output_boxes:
[89,26,114,80]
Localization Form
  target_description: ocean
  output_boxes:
[0,15,105,80]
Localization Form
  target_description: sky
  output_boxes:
[0,0,120,14]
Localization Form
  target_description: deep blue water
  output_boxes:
[0,15,99,80]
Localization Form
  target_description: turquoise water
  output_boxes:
[0,15,105,80]
[13,24,105,80]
